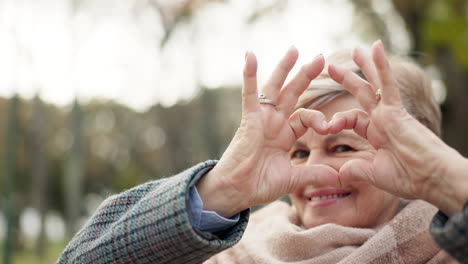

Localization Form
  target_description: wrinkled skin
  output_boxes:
[197,42,468,219]
[289,94,400,229]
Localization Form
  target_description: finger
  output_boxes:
[352,46,381,92]
[276,54,325,115]
[291,164,341,190]
[289,109,328,139]
[339,159,375,186]
[328,64,377,113]
[328,109,370,139]
[371,40,401,105]
[242,51,259,113]
[263,46,299,100]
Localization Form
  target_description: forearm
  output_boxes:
[426,151,468,216]
[430,201,468,263]
[57,161,249,264]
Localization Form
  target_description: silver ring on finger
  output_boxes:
[258,93,277,106]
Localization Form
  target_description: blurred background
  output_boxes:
[0,0,467,263]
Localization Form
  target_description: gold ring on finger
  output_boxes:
[375,89,382,101]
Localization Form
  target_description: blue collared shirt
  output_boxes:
[188,185,240,233]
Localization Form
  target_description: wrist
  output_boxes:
[196,165,250,218]
[427,151,468,216]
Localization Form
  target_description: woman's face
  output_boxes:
[289,94,400,229]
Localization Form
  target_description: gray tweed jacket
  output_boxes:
[57,159,468,263]
[57,160,249,264]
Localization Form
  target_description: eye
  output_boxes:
[290,149,309,159]
[331,145,355,153]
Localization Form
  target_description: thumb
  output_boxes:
[339,159,375,185]
[290,164,340,191]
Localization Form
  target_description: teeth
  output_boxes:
[308,193,349,201]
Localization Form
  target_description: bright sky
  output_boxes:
[0,0,406,111]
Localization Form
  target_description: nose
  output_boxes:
[306,151,341,171]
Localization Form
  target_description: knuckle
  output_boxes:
[333,112,343,120]
[343,70,354,80]
[364,82,373,91]
[342,72,356,88]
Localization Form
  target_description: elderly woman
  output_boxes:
[58,41,468,264]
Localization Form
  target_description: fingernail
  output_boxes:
[373,39,384,49]
[378,40,386,53]
[330,63,344,74]
[354,47,364,56]
[315,53,323,60]
[245,51,249,61]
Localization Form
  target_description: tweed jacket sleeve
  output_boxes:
[430,200,468,263]
[57,160,250,264]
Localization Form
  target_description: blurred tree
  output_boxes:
[64,100,85,237]
[145,0,227,47]
[350,0,468,155]
[0,88,243,260]
[3,95,19,264]
[28,95,49,257]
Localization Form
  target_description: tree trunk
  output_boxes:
[64,100,84,237]
[29,95,50,257]
[3,96,20,264]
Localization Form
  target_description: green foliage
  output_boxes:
[0,241,67,264]
[421,1,468,67]
[112,164,149,191]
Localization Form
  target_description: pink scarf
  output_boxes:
[205,200,455,263]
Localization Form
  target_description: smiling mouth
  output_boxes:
[307,192,351,201]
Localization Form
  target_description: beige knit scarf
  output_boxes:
[205,200,456,264]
